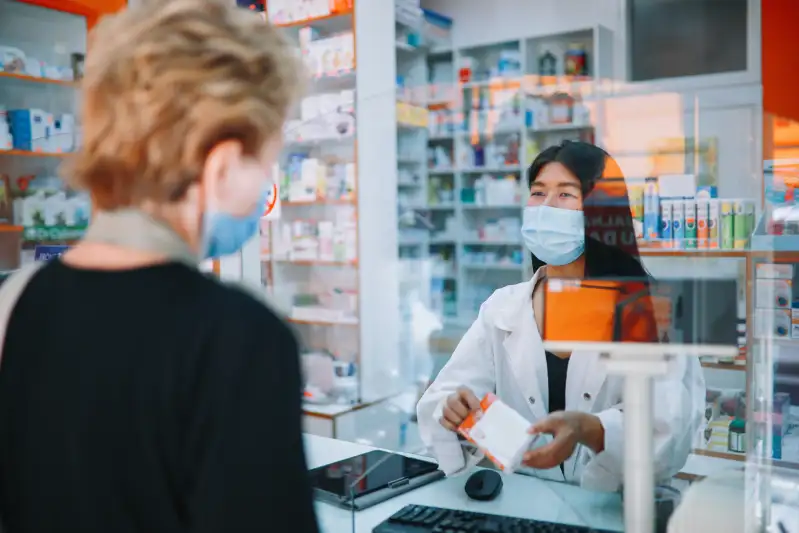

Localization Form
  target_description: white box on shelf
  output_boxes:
[756,263,794,280]
[754,308,791,339]
[755,279,793,309]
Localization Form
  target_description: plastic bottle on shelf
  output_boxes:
[537,49,557,77]
[474,176,487,205]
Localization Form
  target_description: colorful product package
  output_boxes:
[733,200,749,249]
[696,200,709,248]
[643,179,660,240]
[457,393,535,473]
[683,199,697,249]
[672,200,685,249]
[660,200,673,247]
[721,200,734,249]
[708,199,720,249]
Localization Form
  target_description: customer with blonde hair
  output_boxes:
[0,1,318,531]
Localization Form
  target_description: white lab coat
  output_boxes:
[417,267,706,492]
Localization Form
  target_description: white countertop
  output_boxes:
[304,435,624,533]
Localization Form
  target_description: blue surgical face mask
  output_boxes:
[521,205,585,266]
[202,185,270,259]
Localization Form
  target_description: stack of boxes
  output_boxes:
[5,108,76,153]
[272,210,357,264]
[633,176,757,250]
[279,155,355,203]
[284,90,355,143]
[754,263,797,341]
[266,0,352,24]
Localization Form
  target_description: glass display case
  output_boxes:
[262,2,359,409]
[393,24,613,392]
[260,1,406,443]
[747,160,799,470]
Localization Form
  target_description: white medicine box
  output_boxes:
[755,279,793,309]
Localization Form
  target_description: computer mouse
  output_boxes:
[464,470,503,501]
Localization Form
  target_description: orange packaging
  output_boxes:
[543,279,662,343]
[457,393,535,473]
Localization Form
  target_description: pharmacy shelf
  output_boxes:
[0,0,91,278]
[258,0,404,411]
[396,25,617,332]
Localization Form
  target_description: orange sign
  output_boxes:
[19,0,126,29]
[263,183,280,220]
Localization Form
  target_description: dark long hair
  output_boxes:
[527,140,647,280]
[528,141,661,342]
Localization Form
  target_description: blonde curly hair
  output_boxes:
[64,0,304,210]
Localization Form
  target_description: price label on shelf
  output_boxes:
[33,245,69,261]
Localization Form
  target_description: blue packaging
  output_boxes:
[643,179,660,239]
[8,108,50,151]
[696,186,717,199]
[34,245,69,261]
[661,200,673,245]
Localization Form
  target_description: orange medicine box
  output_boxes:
[457,393,536,473]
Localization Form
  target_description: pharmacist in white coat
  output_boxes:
[417,141,706,491]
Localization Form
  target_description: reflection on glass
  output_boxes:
[253,2,793,532]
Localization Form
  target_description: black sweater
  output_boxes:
[0,260,319,533]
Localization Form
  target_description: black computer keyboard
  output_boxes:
[372,504,617,533]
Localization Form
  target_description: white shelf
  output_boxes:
[428,167,456,173]
[529,123,593,134]
[459,166,522,173]
[462,203,521,210]
[462,240,522,246]
[462,263,524,271]
[421,204,457,210]
[284,135,355,149]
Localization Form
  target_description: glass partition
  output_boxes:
[251,1,794,532]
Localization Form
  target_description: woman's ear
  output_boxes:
[201,140,243,205]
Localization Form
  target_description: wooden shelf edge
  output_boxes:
[692,448,746,461]
[0,71,75,87]
[638,248,750,258]
[701,362,747,371]
[0,149,70,158]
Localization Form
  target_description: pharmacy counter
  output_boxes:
[304,435,624,533]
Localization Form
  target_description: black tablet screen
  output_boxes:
[309,451,439,500]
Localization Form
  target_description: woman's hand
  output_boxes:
[438,387,482,432]
[522,411,605,470]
